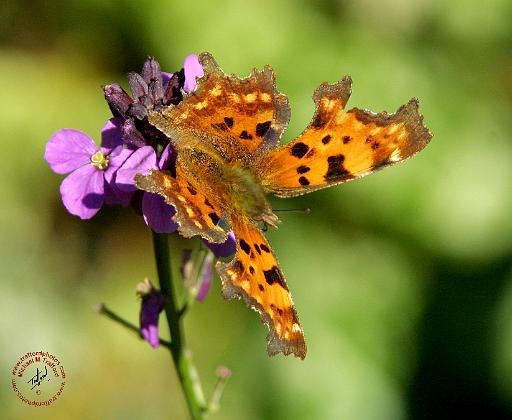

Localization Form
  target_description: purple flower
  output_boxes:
[183,54,204,93]
[45,52,232,253]
[116,144,178,233]
[44,119,134,219]
[205,231,236,258]
[197,233,236,300]
[137,279,166,349]
[196,254,214,302]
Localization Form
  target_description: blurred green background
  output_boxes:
[1,0,512,419]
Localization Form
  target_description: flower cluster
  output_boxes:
[44,55,234,253]
[45,55,235,346]
[45,56,199,223]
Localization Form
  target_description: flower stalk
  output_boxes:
[152,232,207,419]
[49,55,232,419]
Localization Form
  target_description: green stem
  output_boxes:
[152,232,207,420]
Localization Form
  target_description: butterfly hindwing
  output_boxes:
[135,164,228,243]
[148,52,290,162]
[217,214,306,359]
[261,77,432,197]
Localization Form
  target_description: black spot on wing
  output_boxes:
[322,135,331,144]
[298,176,310,186]
[208,212,220,225]
[291,142,309,158]
[260,244,270,253]
[256,121,271,137]
[239,130,253,140]
[187,185,197,195]
[239,239,251,255]
[325,154,351,180]
[342,135,351,144]
[297,165,310,174]
[263,266,288,290]
[254,244,261,255]
[224,117,234,128]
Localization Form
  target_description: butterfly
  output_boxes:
[135,52,432,359]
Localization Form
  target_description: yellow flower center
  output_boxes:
[90,151,109,170]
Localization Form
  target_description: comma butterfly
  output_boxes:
[135,52,432,359]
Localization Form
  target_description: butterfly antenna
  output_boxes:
[273,207,311,214]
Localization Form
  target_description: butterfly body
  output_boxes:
[136,52,432,359]
[168,132,279,228]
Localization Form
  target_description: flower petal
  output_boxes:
[60,164,104,219]
[183,54,204,93]
[104,146,135,183]
[161,72,173,85]
[203,231,236,258]
[100,118,124,153]
[103,83,133,118]
[116,146,157,192]
[142,192,178,234]
[158,144,175,170]
[45,129,97,174]
[196,254,214,302]
[141,324,160,349]
[140,289,166,349]
[121,119,147,147]
[104,180,133,206]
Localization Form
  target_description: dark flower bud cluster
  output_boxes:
[103,57,185,148]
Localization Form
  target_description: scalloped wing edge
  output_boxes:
[197,52,291,151]
[271,92,433,198]
[216,258,307,359]
[135,170,229,243]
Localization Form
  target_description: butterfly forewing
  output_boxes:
[260,78,432,197]
[148,52,290,162]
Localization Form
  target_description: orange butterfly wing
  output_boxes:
[135,164,228,243]
[148,52,290,162]
[260,77,432,196]
[137,165,307,359]
[217,214,306,359]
